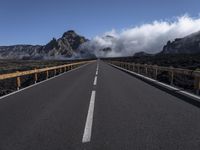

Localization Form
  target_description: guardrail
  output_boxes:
[108,61,200,95]
[0,60,93,91]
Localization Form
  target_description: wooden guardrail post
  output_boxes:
[132,63,135,72]
[64,66,67,72]
[154,65,158,80]
[127,63,129,70]
[130,63,133,71]
[16,72,21,90]
[194,75,200,95]
[46,70,49,79]
[34,68,38,83]
[170,66,174,85]
[54,69,57,76]
[137,64,140,74]
[129,63,131,71]
[60,68,62,74]
[145,64,148,76]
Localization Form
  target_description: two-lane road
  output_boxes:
[0,60,200,150]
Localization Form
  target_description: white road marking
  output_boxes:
[96,65,99,71]
[93,76,97,85]
[96,63,99,76]
[82,91,96,143]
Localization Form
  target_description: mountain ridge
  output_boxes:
[0,30,92,60]
[161,31,200,54]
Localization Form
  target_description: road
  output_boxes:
[0,60,200,150]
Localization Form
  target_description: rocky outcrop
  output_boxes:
[0,30,92,60]
[62,30,88,51]
[161,31,200,54]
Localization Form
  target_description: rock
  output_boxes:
[161,31,200,54]
[0,30,91,60]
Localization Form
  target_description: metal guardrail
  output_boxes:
[108,61,200,95]
[0,60,93,90]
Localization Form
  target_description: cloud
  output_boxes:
[80,14,200,57]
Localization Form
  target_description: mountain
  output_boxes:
[133,51,153,57]
[161,31,200,54]
[0,30,93,60]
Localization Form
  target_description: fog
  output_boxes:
[80,15,200,57]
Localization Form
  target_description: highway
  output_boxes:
[0,60,200,150]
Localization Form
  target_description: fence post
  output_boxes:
[130,63,133,71]
[194,74,200,95]
[145,64,148,76]
[34,68,38,83]
[127,63,130,70]
[132,63,135,72]
[170,66,174,85]
[137,64,140,74]
[154,65,158,80]
[16,73,21,90]
[64,66,67,72]
[54,69,57,76]
[46,70,49,79]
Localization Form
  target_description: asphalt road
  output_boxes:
[0,60,200,150]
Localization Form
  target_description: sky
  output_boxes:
[0,0,200,46]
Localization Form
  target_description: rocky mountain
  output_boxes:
[161,31,200,54]
[0,30,93,60]
[133,51,153,57]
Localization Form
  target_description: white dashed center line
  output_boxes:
[82,90,96,143]
[93,76,97,85]
[82,63,99,143]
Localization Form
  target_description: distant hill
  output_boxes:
[161,31,200,54]
[0,30,95,60]
[133,51,153,57]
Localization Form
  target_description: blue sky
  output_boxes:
[0,0,200,46]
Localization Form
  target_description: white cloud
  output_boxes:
[81,14,200,57]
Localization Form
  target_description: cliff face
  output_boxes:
[162,31,200,54]
[0,30,91,60]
